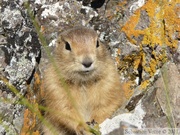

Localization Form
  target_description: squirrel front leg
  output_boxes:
[43,100,92,135]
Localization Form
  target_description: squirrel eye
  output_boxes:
[65,41,71,51]
[96,40,100,48]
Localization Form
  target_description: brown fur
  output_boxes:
[42,27,124,135]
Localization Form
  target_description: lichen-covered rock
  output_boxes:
[0,0,41,134]
[1,0,41,90]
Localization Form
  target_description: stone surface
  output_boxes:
[100,62,180,134]
[155,62,180,127]
[100,101,146,135]
[0,0,41,134]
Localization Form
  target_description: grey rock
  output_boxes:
[1,8,23,31]
[0,47,7,72]
[0,0,41,134]
[5,56,34,91]
[155,62,180,127]
[1,0,41,91]
[0,121,17,135]
[173,42,180,71]
[135,10,150,30]
[141,86,169,128]
[119,42,139,56]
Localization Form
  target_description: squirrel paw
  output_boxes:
[76,124,92,135]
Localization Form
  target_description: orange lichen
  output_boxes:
[117,0,127,7]
[122,82,134,99]
[133,56,141,70]
[120,0,179,89]
[21,72,43,135]
[122,0,179,48]
[140,80,150,90]
[34,73,40,85]
[40,25,45,34]
[20,109,40,135]
[106,0,127,23]
[121,11,142,43]
[33,72,44,101]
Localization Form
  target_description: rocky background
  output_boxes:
[0,0,179,135]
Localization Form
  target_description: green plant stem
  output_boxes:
[160,68,177,134]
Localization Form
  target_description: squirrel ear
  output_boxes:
[65,41,71,51]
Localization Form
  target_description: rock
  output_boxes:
[100,100,146,135]
[100,61,180,134]
[1,0,41,90]
[0,121,17,135]
[0,0,41,134]
[141,86,169,128]
[173,42,180,71]
[0,45,7,72]
[0,88,24,135]
[135,10,150,30]
[155,62,180,127]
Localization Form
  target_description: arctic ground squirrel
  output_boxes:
[42,27,124,135]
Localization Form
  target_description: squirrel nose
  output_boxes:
[82,61,92,68]
[82,57,93,68]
